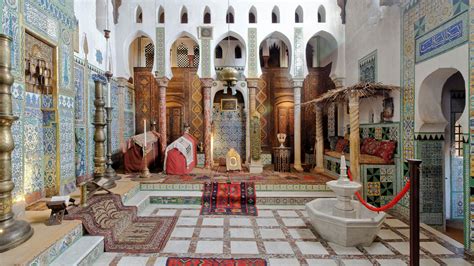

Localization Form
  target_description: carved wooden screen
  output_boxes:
[134,67,158,134]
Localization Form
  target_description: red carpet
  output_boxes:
[201,182,257,216]
[166,258,267,266]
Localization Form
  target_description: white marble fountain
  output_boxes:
[306,156,386,246]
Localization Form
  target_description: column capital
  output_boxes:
[154,74,170,88]
[246,78,260,89]
[292,78,304,88]
[200,78,214,88]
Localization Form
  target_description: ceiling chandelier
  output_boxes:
[220,0,238,95]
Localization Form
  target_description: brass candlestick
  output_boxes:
[104,73,119,182]
[0,34,33,252]
[140,145,151,178]
[91,75,116,189]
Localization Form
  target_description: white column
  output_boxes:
[293,79,303,172]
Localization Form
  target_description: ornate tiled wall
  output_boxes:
[402,0,472,251]
[359,50,377,82]
[212,103,246,161]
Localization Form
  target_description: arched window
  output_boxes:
[226,7,235,23]
[193,45,200,67]
[204,7,211,24]
[177,43,189,67]
[215,45,223,59]
[272,6,279,23]
[249,6,257,23]
[235,45,242,59]
[158,6,164,23]
[318,5,326,23]
[295,6,303,23]
[136,5,143,23]
[145,43,154,68]
[181,6,188,24]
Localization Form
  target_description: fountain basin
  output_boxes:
[306,198,386,247]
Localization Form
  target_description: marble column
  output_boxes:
[200,78,213,168]
[314,104,324,172]
[155,76,169,157]
[293,79,304,172]
[348,93,360,182]
[247,78,258,115]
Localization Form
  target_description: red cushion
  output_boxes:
[361,138,373,154]
[362,138,379,155]
[375,141,396,163]
[335,139,349,153]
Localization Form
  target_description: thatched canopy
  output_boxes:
[301,82,399,106]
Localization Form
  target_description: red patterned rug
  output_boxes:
[201,182,257,216]
[65,194,176,253]
[166,257,267,266]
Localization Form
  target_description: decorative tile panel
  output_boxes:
[212,103,246,161]
[156,27,165,77]
[358,50,377,82]
[415,11,468,63]
[200,38,211,78]
[247,28,258,78]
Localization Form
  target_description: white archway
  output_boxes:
[305,30,338,75]
[259,31,292,72]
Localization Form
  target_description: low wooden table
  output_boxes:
[273,147,291,172]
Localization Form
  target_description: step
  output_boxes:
[140,182,330,192]
[50,236,104,266]
[126,190,336,210]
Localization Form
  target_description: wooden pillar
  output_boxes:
[155,76,169,157]
[200,78,213,168]
[314,104,324,172]
[348,93,360,181]
[408,159,422,266]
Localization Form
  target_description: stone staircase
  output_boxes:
[49,236,104,266]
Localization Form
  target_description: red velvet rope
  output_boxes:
[347,168,410,212]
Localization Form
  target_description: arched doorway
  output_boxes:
[417,68,467,244]
[259,32,293,155]
[211,89,246,165]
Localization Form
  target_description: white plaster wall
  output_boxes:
[74,0,116,72]
[414,44,469,134]
[113,0,345,79]
[344,0,401,127]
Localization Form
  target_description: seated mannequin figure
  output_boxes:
[226,148,242,171]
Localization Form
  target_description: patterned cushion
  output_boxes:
[335,138,349,153]
[361,138,379,155]
[375,141,396,163]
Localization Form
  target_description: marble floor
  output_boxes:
[92,205,472,266]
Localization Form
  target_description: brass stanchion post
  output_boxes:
[0,34,33,252]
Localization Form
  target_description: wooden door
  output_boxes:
[167,107,182,144]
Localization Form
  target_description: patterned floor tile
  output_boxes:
[441,258,472,265]
[341,259,373,266]
[199,228,223,238]
[387,242,424,255]
[363,242,394,255]
[420,242,454,255]
[162,240,191,253]
[295,241,328,255]
[202,218,224,226]
[230,241,259,254]
[171,227,195,238]
[257,210,274,217]
[180,209,200,216]
[377,229,403,240]
[117,256,149,266]
[288,228,317,239]
[176,217,198,226]
[229,228,255,238]
[306,259,338,266]
[153,257,168,266]
[156,209,177,216]
[268,258,300,266]
[277,210,299,217]
[195,240,223,254]
[384,219,408,228]
[256,218,279,227]
[419,259,439,266]
[376,259,407,266]
[263,241,294,254]
[282,218,306,227]
[229,218,252,227]
[260,228,286,239]
[328,242,363,255]
[398,229,429,239]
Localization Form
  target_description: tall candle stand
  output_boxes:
[140,145,151,178]
[104,72,119,181]
[0,34,34,252]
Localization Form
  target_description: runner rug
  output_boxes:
[166,257,267,266]
[65,193,176,253]
[201,181,257,216]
